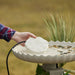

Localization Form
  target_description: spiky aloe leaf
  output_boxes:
[49,14,58,40]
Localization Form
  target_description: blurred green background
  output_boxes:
[0,0,75,75]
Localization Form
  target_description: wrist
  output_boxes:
[11,31,19,41]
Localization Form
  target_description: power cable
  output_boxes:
[6,41,26,75]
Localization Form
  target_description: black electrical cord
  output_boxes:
[6,41,26,75]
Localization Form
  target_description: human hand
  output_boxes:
[12,32,36,46]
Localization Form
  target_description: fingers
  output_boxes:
[12,32,36,47]
[28,32,37,38]
[18,32,36,46]
[20,43,25,46]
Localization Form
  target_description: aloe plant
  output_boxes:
[44,15,75,42]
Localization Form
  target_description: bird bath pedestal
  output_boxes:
[12,41,75,75]
[42,64,64,75]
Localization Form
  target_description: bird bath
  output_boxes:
[12,40,75,75]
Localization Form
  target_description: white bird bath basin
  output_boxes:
[12,40,75,75]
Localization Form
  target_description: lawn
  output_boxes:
[0,0,75,75]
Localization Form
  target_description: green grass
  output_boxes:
[0,0,75,75]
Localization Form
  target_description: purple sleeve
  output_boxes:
[0,24,16,42]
